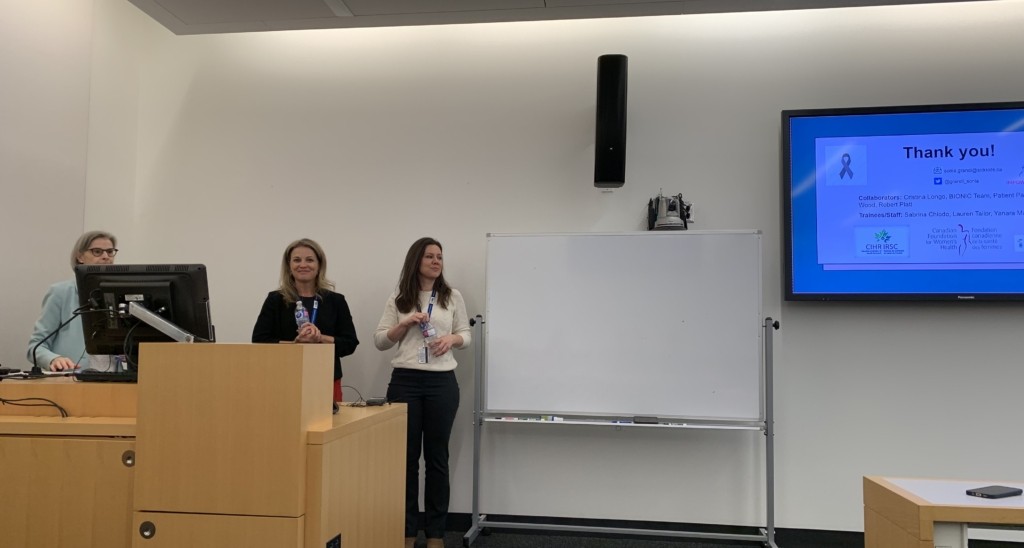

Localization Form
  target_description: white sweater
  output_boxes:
[374,289,472,372]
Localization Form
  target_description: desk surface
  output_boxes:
[886,478,1024,509]
[0,405,406,444]
[866,476,1024,536]
[0,380,405,444]
[308,403,407,445]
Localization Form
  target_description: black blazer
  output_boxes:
[251,290,359,380]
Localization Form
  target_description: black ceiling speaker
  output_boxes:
[594,54,628,188]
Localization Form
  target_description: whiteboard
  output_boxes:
[484,231,763,422]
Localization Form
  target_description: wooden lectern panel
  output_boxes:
[131,512,303,548]
[0,415,135,437]
[0,437,135,548]
[864,507,929,548]
[306,404,407,548]
[133,343,333,517]
[0,378,136,417]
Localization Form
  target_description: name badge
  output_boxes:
[417,346,429,364]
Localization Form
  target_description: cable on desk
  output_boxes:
[0,397,69,418]
[341,385,366,407]
[3,372,75,381]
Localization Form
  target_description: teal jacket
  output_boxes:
[27,280,86,370]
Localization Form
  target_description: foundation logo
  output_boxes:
[855,226,910,258]
[957,224,971,257]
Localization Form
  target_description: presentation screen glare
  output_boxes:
[783,102,1024,300]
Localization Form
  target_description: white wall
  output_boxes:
[77,0,1024,537]
[0,0,94,371]
[84,0,162,258]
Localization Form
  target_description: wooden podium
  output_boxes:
[0,343,406,548]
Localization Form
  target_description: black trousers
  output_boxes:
[386,368,460,539]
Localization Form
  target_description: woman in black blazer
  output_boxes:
[252,238,358,401]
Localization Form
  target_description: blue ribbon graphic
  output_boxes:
[839,153,854,179]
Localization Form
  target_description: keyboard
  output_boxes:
[74,370,138,383]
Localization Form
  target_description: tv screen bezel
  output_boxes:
[782,100,1024,302]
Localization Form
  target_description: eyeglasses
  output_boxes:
[86,248,118,257]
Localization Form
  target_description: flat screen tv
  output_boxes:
[783,101,1024,301]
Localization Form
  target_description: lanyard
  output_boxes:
[310,296,319,325]
[416,290,438,363]
[417,290,437,319]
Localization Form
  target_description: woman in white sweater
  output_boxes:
[374,237,471,548]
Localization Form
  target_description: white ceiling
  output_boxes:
[130,0,981,34]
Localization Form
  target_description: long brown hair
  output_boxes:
[395,237,452,313]
[279,239,334,305]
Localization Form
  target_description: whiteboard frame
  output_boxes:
[464,315,782,548]
[482,230,764,423]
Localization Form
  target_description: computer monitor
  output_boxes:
[74,264,215,361]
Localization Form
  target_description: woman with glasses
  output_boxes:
[27,231,118,371]
[252,239,359,401]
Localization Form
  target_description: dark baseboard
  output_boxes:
[436,513,1023,547]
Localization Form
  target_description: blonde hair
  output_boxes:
[71,231,117,270]
[279,239,334,305]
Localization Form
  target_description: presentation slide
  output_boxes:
[815,132,1024,269]
[787,105,1024,297]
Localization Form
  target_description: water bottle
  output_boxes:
[295,300,310,328]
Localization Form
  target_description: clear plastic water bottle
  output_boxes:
[295,300,310,328]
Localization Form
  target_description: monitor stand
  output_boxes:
[125,302,196,343]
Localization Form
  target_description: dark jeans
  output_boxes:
[386,368,460,539]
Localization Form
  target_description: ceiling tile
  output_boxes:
[546,0,679,5]
[153,0,336,25]
[342,0,545,16]
[132,0,977,35]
